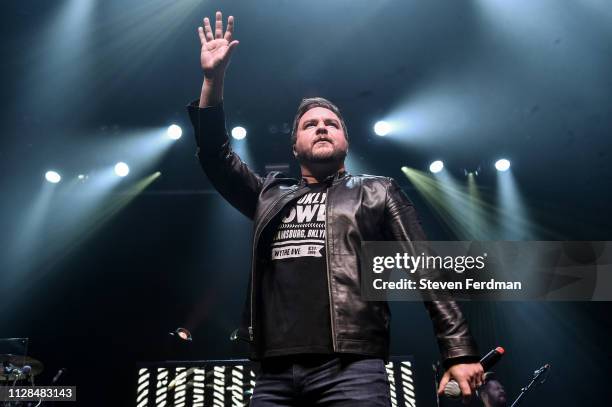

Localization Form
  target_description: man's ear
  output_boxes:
[292,144,298,158]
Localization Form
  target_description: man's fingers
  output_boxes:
[458,379,472,404]
[465,371,475,389]
[215,11,223,39]
[225,40,239,59]
[228,40,240,51]
[224,15,234,41]
[197,27,206,46]
[203,17,214,41]
[476,370,484,388]
[470,374,479,390]
[474,366,484,388]
[437,371,450,394]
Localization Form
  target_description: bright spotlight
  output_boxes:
[495,159,511,172]
[429,160,444,174]
[114,162,130,177]
[374,121,391,136]
[167,124,182,140]
[231,126,247,140]
[45,170,61,184]
[170,327,193,342]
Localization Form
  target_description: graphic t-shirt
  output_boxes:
[261,182,333,357]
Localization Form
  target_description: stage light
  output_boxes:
[167,124,182,140]
[429,160,444,174]
[45,171,61,184]
[402,166,496,240]
[114,162,130,177]
[231,126,247,140]
[495,159,511,172]
[169,327,192,342]
[374,121,391,136]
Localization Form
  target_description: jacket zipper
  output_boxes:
[248,187,305,342]
[324,186,337,351]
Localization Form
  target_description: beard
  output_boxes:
[295,143,347,165]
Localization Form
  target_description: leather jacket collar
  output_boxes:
[298,169,350,187]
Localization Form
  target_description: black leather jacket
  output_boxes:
[188,102,479,365]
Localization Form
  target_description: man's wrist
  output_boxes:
[204,74,225,87]
[443,356,481,370]
[200,75,225,108]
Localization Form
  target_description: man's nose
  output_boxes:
[316,124,327,134]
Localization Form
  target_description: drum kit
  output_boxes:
[1,354,44,382]
[1,354,45,407]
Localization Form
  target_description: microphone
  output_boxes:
[52,368,66,384]
[444,346,505,398]
[533,363,551,384]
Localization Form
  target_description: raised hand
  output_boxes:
[198,11,239,80]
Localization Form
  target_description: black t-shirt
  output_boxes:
[260,182,333,358]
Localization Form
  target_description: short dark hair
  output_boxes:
[290,97,349,145]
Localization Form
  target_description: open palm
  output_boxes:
[198,11,239,79]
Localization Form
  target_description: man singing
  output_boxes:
[188,11,483,406]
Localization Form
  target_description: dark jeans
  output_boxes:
[250,354,392,407]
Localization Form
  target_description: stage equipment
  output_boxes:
[1,339,33,384]
[1,355,44,382]
[429,160,444,174]
[167,124,183,140]
[495,159,511,172]
[169,328,192,342]
[463,165,481,177]
[510,363,550,406]
[374,121,391,136]
[45,171,61,184]
[135,356,416,407]
[114,162,130,177]
[231,126,247,140]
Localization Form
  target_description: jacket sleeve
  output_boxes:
[383,177,480,367]
[187,100,263,220]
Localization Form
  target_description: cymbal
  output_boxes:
[0,354,44,381]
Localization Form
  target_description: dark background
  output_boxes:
[1,0,611,405]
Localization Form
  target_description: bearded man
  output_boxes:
[187,11,483,406]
